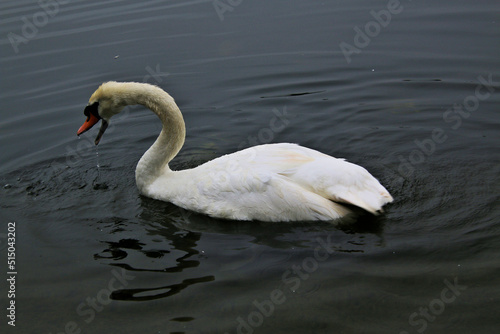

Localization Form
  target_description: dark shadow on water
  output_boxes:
[110,275,214,301]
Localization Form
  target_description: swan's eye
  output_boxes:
[83,102,100,121]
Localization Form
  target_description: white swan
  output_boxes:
[77,81,393,222]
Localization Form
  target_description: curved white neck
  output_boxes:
[123,84,185,191]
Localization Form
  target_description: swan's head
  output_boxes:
[76,81,128,145]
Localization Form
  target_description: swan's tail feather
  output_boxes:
[326,183,393,215]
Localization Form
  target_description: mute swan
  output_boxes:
[77,81,393,222]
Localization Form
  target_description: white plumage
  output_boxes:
[77,81,393,222]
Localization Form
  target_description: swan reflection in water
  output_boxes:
[93,212,214,301]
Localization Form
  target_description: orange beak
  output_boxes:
[77,112,100,136]
[77,102,108,145]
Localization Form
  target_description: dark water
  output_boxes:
[1,0,499,333]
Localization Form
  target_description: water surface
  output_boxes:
[1,0,499,333]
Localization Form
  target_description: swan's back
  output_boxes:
[146,143,392,221]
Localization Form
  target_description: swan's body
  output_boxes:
[77,81,393,222]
